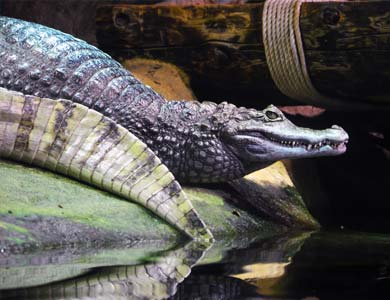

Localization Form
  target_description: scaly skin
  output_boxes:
[0,17,349,184]
[0,87,212,241]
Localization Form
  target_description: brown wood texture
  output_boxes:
[95,1,390,108]
[2,0,390,108]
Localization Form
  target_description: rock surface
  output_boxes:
[0,159,286,251]
[231,162,320,229]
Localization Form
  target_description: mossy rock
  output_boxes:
[0,159,287,251]
[231,161,320,229]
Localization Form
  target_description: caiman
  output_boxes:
[0,17,349,241]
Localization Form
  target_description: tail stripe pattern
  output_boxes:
[0,88,213,241]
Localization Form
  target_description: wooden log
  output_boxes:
[2,1,390,108]
[96,2,274,108]
[94,1,390,108]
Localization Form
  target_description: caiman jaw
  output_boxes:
[264,132,349,152]
[235,125,349,156]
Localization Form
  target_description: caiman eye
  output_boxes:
[265,110,279,120]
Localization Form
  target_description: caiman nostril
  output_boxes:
[331,125,342,130]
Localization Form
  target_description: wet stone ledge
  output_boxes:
[0,159,288,252]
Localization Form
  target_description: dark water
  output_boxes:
[1,230,390,300]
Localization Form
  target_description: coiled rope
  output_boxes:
[262,0,342,105]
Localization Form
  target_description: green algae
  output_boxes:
[186,188,282,239]
[0,159,177,237]
[0,220,36,245]
[0,220,30,234]
[0,159,284,248]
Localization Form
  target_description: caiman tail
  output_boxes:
[0,87,213,241]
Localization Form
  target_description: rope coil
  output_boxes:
[262,0,342,105]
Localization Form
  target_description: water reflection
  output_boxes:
[2,231,390,299]
[0,239,177,290]
[173,231,311,300]
[0,241,209,299]
[170,232,311,300]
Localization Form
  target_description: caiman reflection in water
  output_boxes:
[0,241,209,300]
[0,231,310,300]
[2,231,390,299]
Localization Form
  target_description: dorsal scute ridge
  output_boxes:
[0,16,167,124]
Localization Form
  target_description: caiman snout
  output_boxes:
[327,124,349,142]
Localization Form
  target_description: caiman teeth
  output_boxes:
[268,136,348,150]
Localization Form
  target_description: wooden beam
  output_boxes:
[2,0,390,107]
[96,1,390,107]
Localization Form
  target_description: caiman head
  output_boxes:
[180,102,349,183]
[220,104,349,173]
